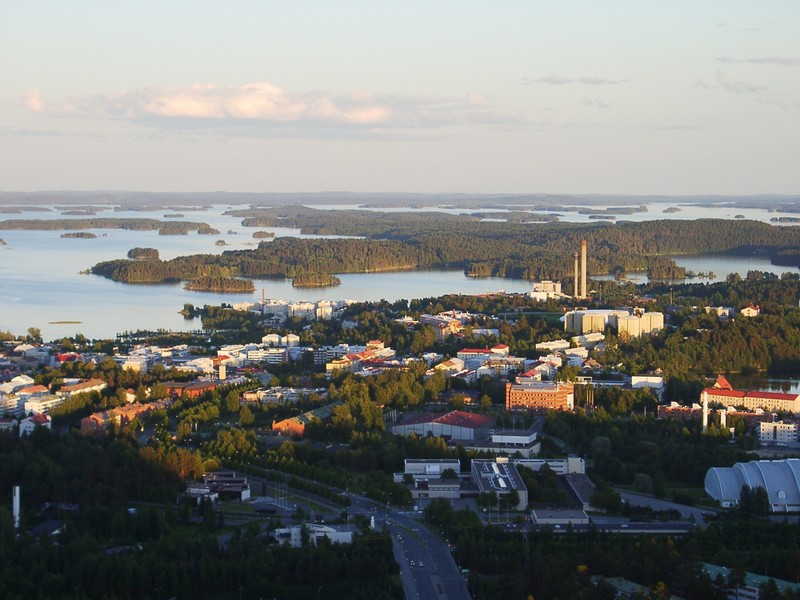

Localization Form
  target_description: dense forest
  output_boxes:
[0,430,399,600]
[89,210,800,287]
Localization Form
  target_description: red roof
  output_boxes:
[31,413,51,425]
[713,375,733,390]
[397,410,492,429]
[703,388,798,401]
[745,390,798,401]
[19,385,48,395]
[492,344,509,350]
[435,411,493,428]
[703,389,746,398]
[459,348,494,354]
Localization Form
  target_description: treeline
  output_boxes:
[0,217,210,234]
[60,232,96,239]
[184,276,255,293]
[91,209,800,286]
[292,272,341,287]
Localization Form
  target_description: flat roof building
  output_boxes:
[471,458,528,510]
[391,410,494,442]
[506,381,574,412]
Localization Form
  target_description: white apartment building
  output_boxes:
[760,421,799,447]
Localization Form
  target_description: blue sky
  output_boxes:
[2,1,798,195]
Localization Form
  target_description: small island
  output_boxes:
[127,247,160,259]
[663,206,681,213]
[163,213,184,218]
[61,232,97,239]
[215,239,227,246]
[292,272,341,288]
[184,276,255,293]
[61,210,97,216]
[252,230,275,239]
[197,226,221,235]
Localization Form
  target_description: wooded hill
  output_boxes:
[90,209,800,285]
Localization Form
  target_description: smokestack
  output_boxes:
[13,485,20,530]
[581,239,587,299]
[573,252,580,299]
[702,392,709,432]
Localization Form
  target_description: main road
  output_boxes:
[345,493,471,600]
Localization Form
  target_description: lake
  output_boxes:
[724,374,800,396]
[1,202,798,341]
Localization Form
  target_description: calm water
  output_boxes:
[594,254,800,285]
[725,374,800,395]
[1,203,798,341]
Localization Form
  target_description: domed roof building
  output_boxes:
[705,459,800,512]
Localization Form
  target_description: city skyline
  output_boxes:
[2,1,799,195]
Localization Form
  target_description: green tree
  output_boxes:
[225,390,240,414]
[239,404,254,427]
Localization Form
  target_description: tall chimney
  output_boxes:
[573,252,580,299]
[702,392,709,432]
[13,485,20,530]
[581,239,587,299]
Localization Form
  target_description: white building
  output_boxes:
[20,413,51,436]
[705,459,800,511]
[760,421,798,447]
[273,524,354,548]
[24,395,64,415]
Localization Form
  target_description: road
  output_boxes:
[344,494,471,600]
[617,490,714,524]
[243,470,471,600]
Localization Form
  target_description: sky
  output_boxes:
[2,1,799,196]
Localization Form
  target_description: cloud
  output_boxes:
[31,82,394,125]
[715,69,767,94]
[718,56,800,66]
[24,82,532,138]
[697,70,767,95]
[525,75,619,86]
[582,97,610,109]
[25,89,45,113]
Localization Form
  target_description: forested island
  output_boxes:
[127,247,160,259]
[0,218,213,235]
[184,276,255,293]
[61,232,97,239]
[252,230,275,238]
[292,272,341,287]
[90,211,800,288]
